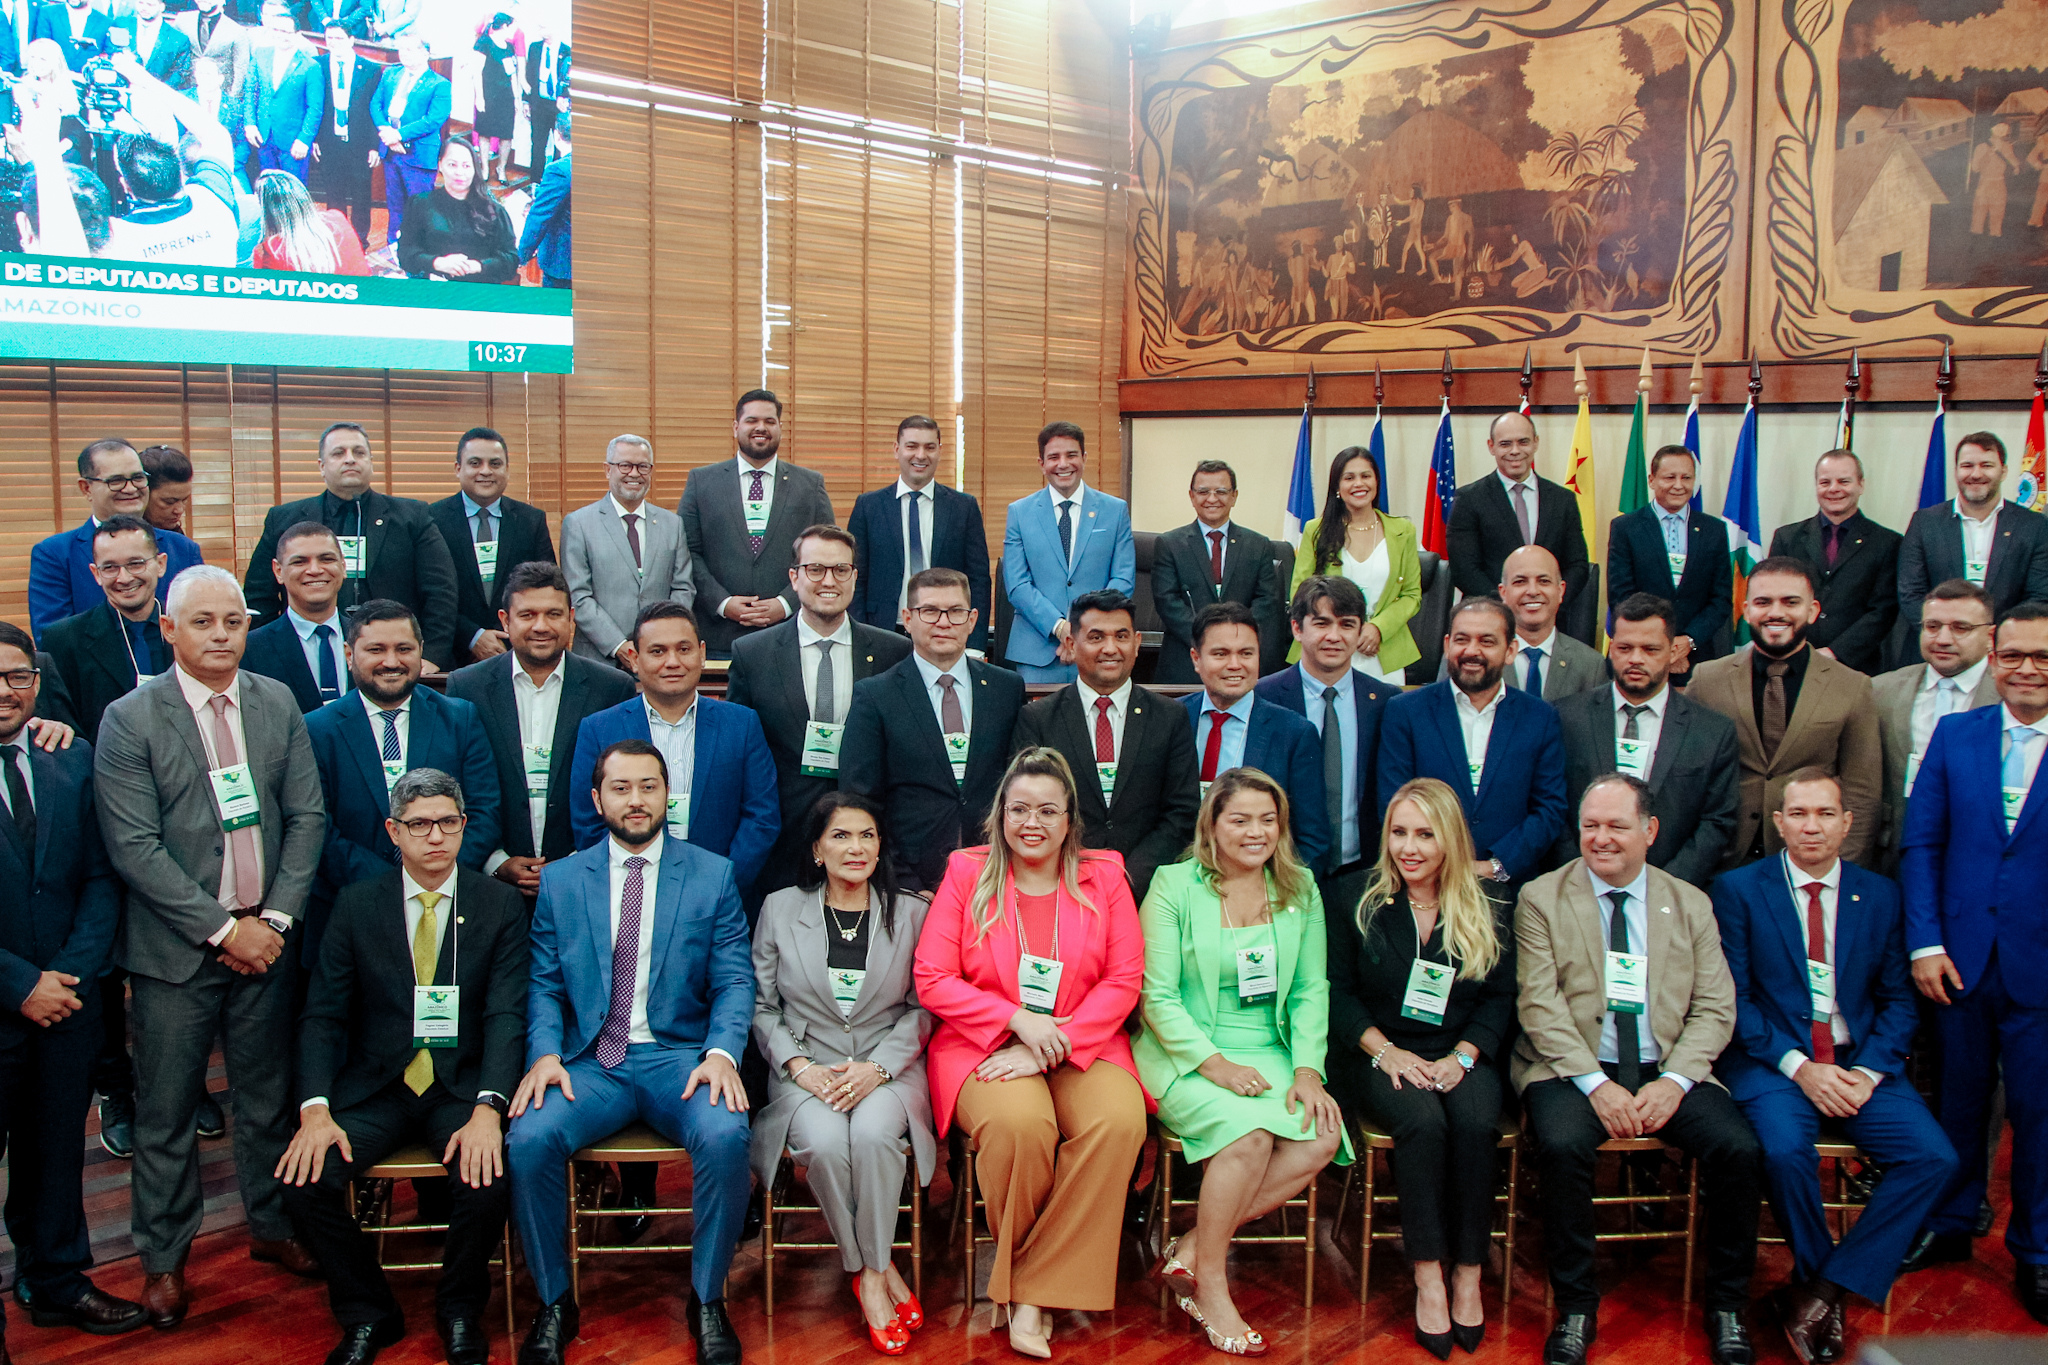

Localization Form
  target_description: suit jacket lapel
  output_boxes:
[1058,690,1109,818]
[358,492,390,579]
[778,625,809,730]
[903,666,952,776]
[160,679,215,781]
[649,842,689,985]
[1827,514,1872,575]
[1431,687,1475,803]
[1476,694,1514,805]
[1643,871,1676,1020]
[1645,695,1685,791]
[789,888,829,1018]
[1721,650,1765,763]
[1110,691,1155,809]
[1759,860,1808,982]
[341,701,391,818]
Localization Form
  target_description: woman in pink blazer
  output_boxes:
[914,747,1148,1359]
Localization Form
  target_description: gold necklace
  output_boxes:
[823,896,868,942]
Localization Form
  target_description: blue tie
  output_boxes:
[314,623,341,701]
[1523,647,1543,694]
[2004,726,2037,830]
[904,490,926,574]
[380,709,402,763]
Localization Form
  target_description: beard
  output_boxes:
[1750,621,1810,658]
[604,808,662,847]
[1452,656,1505,694]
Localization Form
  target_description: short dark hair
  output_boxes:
[632,600,700,645]
[1925,578,1995,618]
[77,438,136,478]
[1036,421,1086,456]
[1192,600,1258,650]
[556,111,571,141]
[1450,595,1515,637]
[1611,592,1676,637]
[1746,555,1818,597]
[1778,766,1844,808]
[793,792,904,935]
[456,426,507,461]
[1190,460,1237,491]
[736,388,782,419]
[277,520,342,557]
[391,767,466,818]
[1996,600,2048,646]
[1648,444,1696,476]
[1289,574,1367,625]
[896,414,941,441]
[94,514,160,554]
[593,738,667,789]
[906,566,970,605]
[0,621,37,662]
[1067,589,1136,635]
[793,524,855,559]
[344,599,422,646]
[23,162,114,252]
[138,444,193,485]
[318,422,370,457]
[115,134,182,203]
[502,560,570,607]
[1582,772,1652,821]
[1956,430,2007,464]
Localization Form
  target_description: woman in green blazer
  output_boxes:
[1134,769,1348,1356]
[1288,446,1422,683]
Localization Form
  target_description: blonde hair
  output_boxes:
[1187,767,1313,914]
[1358,778,1500,980]
[967,747,1098,943]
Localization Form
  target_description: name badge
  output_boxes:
[1237,944,1277,1002]
[381,759,406,792]
[1018,953,1062,1014]
[1666,551,1687,581]
[1401,957,1454,1023]
[944,731,970,784]
[1904,753,1923,797]
[1615,736,1650,779]
[338,534,367,579]
[2006,785,2027,830]
[1604,950,1648,1015]
[134,672,156,685]
[209,762,262,831]
[829,967,865,1018]
[1200,779,1213,800]
[1467,759,1484,790]
[744,498,770,536]
[1805,959,1835,1022]
[474,539,500,581]
[413,984,459,1048]
[523,743,551,795]
[1966,558,1988,586]
[800,722,845,777]
[667,793,691,838]
[1095,761,1117,802]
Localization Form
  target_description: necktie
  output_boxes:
[1512,481,1534,544]
[812,640,836,726]
[1802,882,1835,1066]
[380,709,402,763]
[937,673,964,734]
[1522,646,1543,695]
[4,746,34,880]
[1621,703,1648,740]
[1606,890,1641,1091]
[747,469,768,556]
[1207,530,1225,587]
[904,490,926,575]
[1322,686,1344,861]
[1057,499,1074,564]
[474,506,496,584]
[404,890,443,1095]
[313,623,341,702]
[1825,522,1841,568]
[1093,695,1115,764]
[594,856,648,1069]
[1935,676,1963,718]
[209,694,262,913]
[2004,725,2038,830]
[1762,659,1791,760]
[622,512,642,569]
[1201,709,1227,783]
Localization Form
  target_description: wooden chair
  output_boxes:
[566,1122,698,1302]
[347,1145,516,1340]
[1333,1113,1520,1305]
[1147,1120,1319,1307]
[761,1140,924,1314]
[949,1130,997,1305]
[1543,1135,1701,1305]
[1758,1138,1890,1311]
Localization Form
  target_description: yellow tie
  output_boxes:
[403,891,443,1096]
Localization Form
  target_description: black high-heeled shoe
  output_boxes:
[1452,1321,1485,1354]
[1415,1324,1454,1361]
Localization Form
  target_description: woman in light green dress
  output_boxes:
[1134,768,1348,1356]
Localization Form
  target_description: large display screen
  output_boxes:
[0,0,572,372]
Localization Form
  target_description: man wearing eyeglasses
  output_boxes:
[38,517,173,747]
[727,525,909,895]
[28,438,204,636]
[1871,579,1999,878]
[1900,600,2048,1320]
[279,767,528,1365]
[561,435,695,668]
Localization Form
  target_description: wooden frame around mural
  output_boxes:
[1124,0,1755,377]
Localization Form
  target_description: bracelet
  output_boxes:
[788,1059,815,1083]
[223,919,240,949]
[871,1062,893,1085]
[1370,1041,1393,1071]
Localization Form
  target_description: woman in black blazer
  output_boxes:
[1327,777,1515,1358]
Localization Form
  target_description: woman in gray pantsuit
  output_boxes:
[752,792,935,1354]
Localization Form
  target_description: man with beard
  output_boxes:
[1899,432,2048,631]
[1687,559,1881,872]
[1379,595,1567,894]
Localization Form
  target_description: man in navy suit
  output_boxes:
[847,415,991,654]
[1182,600,1326,868]
[303,601,500,967]
[566,603,779,896]
[427,427,558,670]
[1254,576,1398,913]
[242,522,350,714]
[1607,445,1734,675]
[0,620,149,1336]
[313,23,383,244]
[1379,595,1567,893]
[1901,600,2048,1318]
[506,740,753,1365]
[1713,769,1955,1362]
[999,421,1134,682]
[28,439,204,636]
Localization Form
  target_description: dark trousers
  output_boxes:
[383,159,436,240]
[91,965,133,1101]
[526,98,558,169]
[1927,948,2048,1261]
[0,997,102,1304]
[1349,1055,1503,1265]
[1525,1068,1762,1314]
[316,142,376,243]
[282,1079,509,1328]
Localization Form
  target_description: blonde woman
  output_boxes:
[1134,768,1346,1356]
[1287,447,1421,683]
[1326,778,1514,1358]
[253,171,368,274]
[912,748,1147,1360]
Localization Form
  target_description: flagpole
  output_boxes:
[1685,353,1704,513]
[1920,344,1953,510]
[1837,349,1860,452]
[1518,346,1533,416]
[1368,361,1389,513]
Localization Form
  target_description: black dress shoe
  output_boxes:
[195,1090,227,1140]
[1704,1309,1753,1365]
[687,1292,742,1365]
[1452,1321,1486,1354]
[1777,1285,1835,1365]
[2017,1264,2048,1326]
[28,1286,148,1335]
[324,1319,403,1365]
[519,1298,580,1365]
[736,1197,765,1251]
[1899,1229,1973,1275]
[438,1316,489,1365]
[98,1094,136,1160]
[1543,1314,1596,1365]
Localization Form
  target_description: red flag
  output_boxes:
[2023,387,2047,512]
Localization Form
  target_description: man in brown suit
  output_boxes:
[1686,557,1881,872]
[1515,775,1762,1365]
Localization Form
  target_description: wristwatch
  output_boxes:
[1488,858,1509,883]
[1454,1049,1476,1071]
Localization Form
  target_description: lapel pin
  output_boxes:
[1851,895,1859,902]
[457,916,466,924]
[1659,905,1671,914]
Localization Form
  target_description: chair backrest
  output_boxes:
[1132,530,1163,634]
[991,553,1014,666]
[1273,541,1295,607]
[1560,564,1601,646]
[1406,549,1453,684]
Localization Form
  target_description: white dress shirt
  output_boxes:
[177,665,279,936]
[895,477,939,608]
[1303,665,1362,864]
[1910,657,1988,759]
[1577,865,1694,1095]
[361,691,411,767]
[1195,518,1233,581]
[485,655,564,875]
[1955,499,2000,575]
[288,606,347,699]
[1775,855,1881,1082]
[719,456,789,622]
[645,697,698,804]
[1047,483,1089,568]
[913,652,974,735]
[604,833,737,1066]
[1196,689,1256,776]
[1453,682,1504,783]
[1914,705,2048,963]
[1497,471,1538,541]
[1613,684,1669,778]
[1077,677,1134,762]
[797,614,854,723]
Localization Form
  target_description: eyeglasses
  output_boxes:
[1003,803,1068,824]
[85,473,149,491]
[606,460,653,475]
[95,557,157,577]
[1922,621,1990,637]
[394,814,467,837]
[0,669,39,691]
[798,562,855,582]
[910,605,972,625]
[1994,650,2048,672]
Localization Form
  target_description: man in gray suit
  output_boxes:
[1871,577,2000,876]
[1442,545,1605,698]
[93,565,328,1328]
[561,434,695,665]
[678,389,836,657]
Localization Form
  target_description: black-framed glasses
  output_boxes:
[85,473,149,491]
[606,459,653,475]
[1995,650,2048,671]
[0,669,39,692]
[394,814,467,837]
[910,605,971,625]
[798,562,855,582]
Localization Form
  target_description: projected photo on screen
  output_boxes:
[0,0,573,373]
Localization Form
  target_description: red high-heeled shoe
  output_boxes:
[892,1288,925,1333]
[853,1275,911,1355]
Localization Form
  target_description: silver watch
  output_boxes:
[1488,858,1509,883]
[1454,1050,1476,1071]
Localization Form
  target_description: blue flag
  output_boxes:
[1919,399,1947,509]
[1284,400,1316,547]
[1367,408,1389,512]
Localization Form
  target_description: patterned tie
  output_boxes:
[937,673,964,733]
[1522,646,1543,694]
[1512,481,1534,544]
[380,709,402,763]
[403,890,443,1095]
[4,746,33,882]
[1322,686,1344,861]
[622,512,642,569]
[1607,890,1642,1091]
[1057,499,1074,564]
[1093,695,1115,763]
[209,694,262,912]
[904,490,926,575]
[812,640,836,726]
[474,506,496,586]
[748,469,768,556]
[1802,882,1835,1066]
[1762,659,1791,760]
[1201,709,1227,783]
[1207,530,1225,587]
[594,856,649,1069]
[313,623,341,701]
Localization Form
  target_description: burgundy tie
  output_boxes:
[1094,696,1115,763]
[1803,882,1836,1066]
[622,512,642,569]
[1207,530,1224,586]
[747,469,767,556]
[594,855,649,1069]
[1201,709,1226,782]
[209,694,262,913]
[1825,522,1841,568]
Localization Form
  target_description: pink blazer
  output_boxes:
[912,846,1150,1135]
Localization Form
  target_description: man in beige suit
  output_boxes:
[1870,578,1999,876]
[1686,557,1881,871]
[1515,775,1761,1365]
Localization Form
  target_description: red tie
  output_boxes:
[1201,709,1226,782]
[1803,882,1835,1066]
[1093,696,1115,763]
[1208,530,1224,585]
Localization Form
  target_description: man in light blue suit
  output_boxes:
[29,439,203,635]
[1900,601,2048,1321]
[506,739,753,1365]
[1378,596,1566,893]
[999,421,1134,682]
[566,602,779,897]
[1713,769,1954,1363]
[370,35,449,240]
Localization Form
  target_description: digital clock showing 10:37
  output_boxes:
[470,342,574,372]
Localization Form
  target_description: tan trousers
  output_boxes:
[954,1061,1146,1310]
